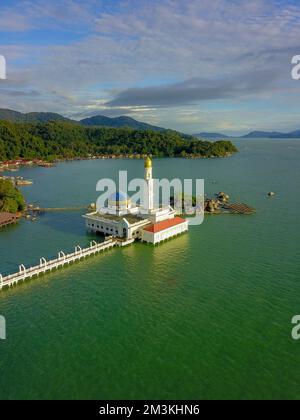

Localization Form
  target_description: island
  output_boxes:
[0,120,238,162]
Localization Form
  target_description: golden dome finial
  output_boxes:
[144,156,152,168]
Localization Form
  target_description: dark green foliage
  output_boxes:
[0,120,238,161]
[0,179,25,213]
[0,108,71,123]
[80,115,165,131]
[0,108,172,133]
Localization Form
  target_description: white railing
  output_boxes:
[0,238,118,290]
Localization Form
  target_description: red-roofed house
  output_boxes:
[142,216,188,244]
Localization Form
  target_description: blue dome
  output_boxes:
[108,192,129,203]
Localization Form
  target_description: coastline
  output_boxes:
[0,151,236,172]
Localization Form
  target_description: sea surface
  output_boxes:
[0,138,299,400]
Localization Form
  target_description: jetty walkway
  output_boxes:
[0,237,134,290]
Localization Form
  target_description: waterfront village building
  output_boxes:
[83,157,188,244]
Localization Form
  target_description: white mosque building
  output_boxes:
[83,157,188,244]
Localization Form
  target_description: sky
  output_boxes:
[0,0,300,135]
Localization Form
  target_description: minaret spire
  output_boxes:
[144,157,154,212]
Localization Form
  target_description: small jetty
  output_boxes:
[25,204,89,213]
[0,175,33,186]
[0,237,133,290]
[31,206,87,213]
[15,179,33,186]
[23,204,89,221]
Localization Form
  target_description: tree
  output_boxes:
[0,179,25,213]
[0,120,238,161]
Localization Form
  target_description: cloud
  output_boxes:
[1,0,300,132]
[105,68,283,108]
[0,11,32,32]
[0,88,40,97]
[0,0,97,32]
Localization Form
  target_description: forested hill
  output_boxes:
[0,108,166,132]
[0,120,237,161]
[0,109,70,124]
[0,108,193,138]
[80,115,165,131]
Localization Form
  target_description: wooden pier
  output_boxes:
[28,206,88,213]
[0,212,18,229]
[0,237,131,290]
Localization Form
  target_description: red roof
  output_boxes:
[143,217,186,234]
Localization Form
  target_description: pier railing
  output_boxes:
[0,238,118,290]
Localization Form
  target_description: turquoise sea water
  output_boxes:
[0,139,299,400]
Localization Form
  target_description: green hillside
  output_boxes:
[0,120,237,161]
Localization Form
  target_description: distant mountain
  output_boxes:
[196,130,300,139]
[0,108,71,123]
[2,108,299,139]
[275,129,300,138]
[241,131,283,138]
[0,109,25,122]
[0,108,167,132]
[80,115,165,131]
[25,112,71,123]
[194,132,230,139]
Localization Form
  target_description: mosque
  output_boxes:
[83,157,188,245]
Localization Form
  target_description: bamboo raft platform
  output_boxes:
[221,203,256,214]
[0,237,134,290]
